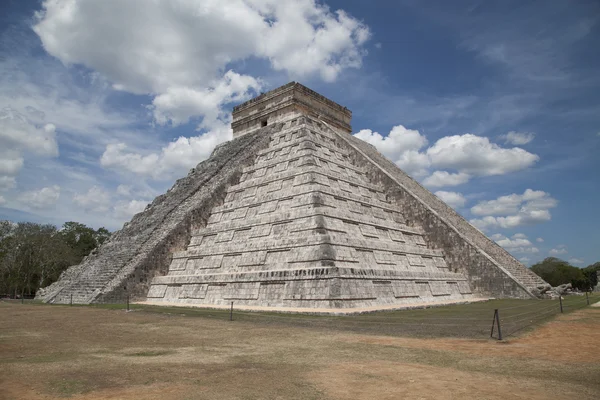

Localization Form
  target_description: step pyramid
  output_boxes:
[38,82,548,311]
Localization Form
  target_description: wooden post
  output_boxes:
[559,296,563,313]
[230,302,234,321]
[126,294,130,311]
[70,294,73,306]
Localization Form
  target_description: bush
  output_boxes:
[531,257,593,291]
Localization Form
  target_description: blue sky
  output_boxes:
[0,0,598,267]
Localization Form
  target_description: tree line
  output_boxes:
[531,257,600,291]
[0,221,110,298]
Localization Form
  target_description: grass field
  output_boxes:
[1,296,599,399]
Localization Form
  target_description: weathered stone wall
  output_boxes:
[37,124,275,304]
[232,82,352,137]
[330,124,545,299]
[146,116,475,310]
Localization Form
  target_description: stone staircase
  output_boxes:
[37,124,274,304]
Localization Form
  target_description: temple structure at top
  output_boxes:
[231,82,352,138]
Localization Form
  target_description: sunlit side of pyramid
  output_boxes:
[145,83,546,311]
[38,82,547,311]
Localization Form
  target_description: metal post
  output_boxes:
[126,294,130,311]
[495,309,503,341]
[490,309,497,338]
[559,296,563,313]
[230,301,234,321]
[586,292,590,306]
[70,294,73,306]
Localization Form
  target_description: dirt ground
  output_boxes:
[1,302,599,399]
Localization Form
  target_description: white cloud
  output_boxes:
[18,185,60,209]
[356,127,539,182]
[423,171,470,188]
[116,185,131,197]
[0,177,16,191]
[0,108,58,157]
[492,233,539,254]
[32,1,370,181]
[101,122,232,179]
[114,200,148,219]
[150,71,262,128]
[499,131,535,145]
[426,134,539,176]
[355,125,428,156]
[536,237,544,243]
[73,186,111,212]
[434,191,466,208]
[549,245,568,256]
[519,257,531,264]
[568,258,584,265]
[469,189,557,229]
[33,0,370,93]
[354,125,430,177]
[0,195,5,206]
[0,152,24,177]
[0,108,59,188]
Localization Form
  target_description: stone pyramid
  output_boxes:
[38,82,547,311]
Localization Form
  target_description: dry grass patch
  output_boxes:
[1,301,599,399]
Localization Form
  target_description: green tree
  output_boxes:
[59,222,110,259]
[531,257,592,291]
[0,220,111,297]
[583,262,600,290]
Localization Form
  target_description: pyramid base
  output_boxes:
[140,297,489,315]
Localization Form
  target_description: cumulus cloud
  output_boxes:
[101,122,231,179]
[423,171,470,188]
[469,189,557,230]
[549,245,568,256]
[114,199,148,219]
[499,131,535,145]
[0,195,5,206]
[0,177,16,191]
[18,185,60,209]
[0,108,59,189]
[434,191,466,209]
[0,108,58,157]
[71,185,150,222]
[355,125,430,177]
[426,134,539,176]
[33,1,370,180]
[536,237,544,243]
[568,258,584,265]
[492,233,539,254]
[33,0,370,93]
[116,185,131,197]
[150,71,262,128]
[0,152,24,177]
[356,126,539,184]
[73,186,112,212]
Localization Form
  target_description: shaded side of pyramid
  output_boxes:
[36,127,274,304]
